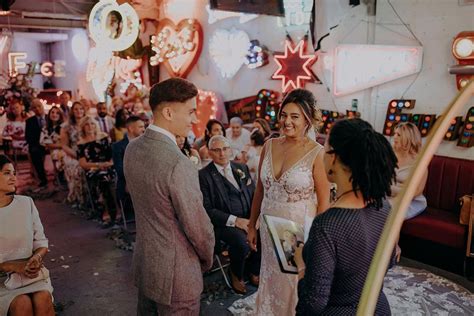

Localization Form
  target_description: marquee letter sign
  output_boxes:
[150,19,203,78]
[88,0,139,52]
[8,52,27,77]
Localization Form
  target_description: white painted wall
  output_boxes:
[50,29,94,101]
[10,35,43,89]
[157,0,473,159]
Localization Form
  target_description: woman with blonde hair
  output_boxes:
[390,122,427,219]
[77,116,116,227]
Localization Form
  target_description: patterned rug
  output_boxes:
[228,266,474,315]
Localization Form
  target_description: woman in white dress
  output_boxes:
[0,155,54,316]
[245,89,331,315]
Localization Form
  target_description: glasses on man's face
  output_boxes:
[209,147,230,154]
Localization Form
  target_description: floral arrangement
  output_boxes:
[0,67,39,111]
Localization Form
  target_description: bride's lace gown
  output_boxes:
[250,139,323,315]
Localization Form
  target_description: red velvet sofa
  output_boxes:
[401,155,473,265]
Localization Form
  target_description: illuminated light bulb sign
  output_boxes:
[382,99,415,136]
[209,28,250,78]
[256,89,279,128]
[245,40,269,69]
[88,0,139,52]
[450,32,474,90]
[331,45,423,96]
[417,114,437,137]
[444,116,463,141]
[8,53,66,78]
[320,110,341,135]
[272,38,318,93]
[346,110,361,119]
[194,90,218,138]
[457,106,474,147]
[278,0,313,29]
[150,18,203,78]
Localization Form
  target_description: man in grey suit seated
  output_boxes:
[124,78,215,315]
[199,135,261,295]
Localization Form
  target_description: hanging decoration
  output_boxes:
[278,0,313,30]
[449,31,474,90]
[245,40,269,69]
[255,89,279,128]
[193,90,218,138]
[88,0,140,52]
[272,36,318,93]
[209,28,250,78]
[206,4,258,24]
[327,44,423,96]
[150,18,203,78]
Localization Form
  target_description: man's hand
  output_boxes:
[235,218,249,233]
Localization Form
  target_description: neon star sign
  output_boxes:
[272,39,318,93]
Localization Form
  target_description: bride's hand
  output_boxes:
[247,226,257,252]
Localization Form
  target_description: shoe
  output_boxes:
[229,270,247,294]
[249,274,260,287]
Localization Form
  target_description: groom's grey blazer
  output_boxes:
[124,128,215,305]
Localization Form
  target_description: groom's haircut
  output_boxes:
[149,78,198,112]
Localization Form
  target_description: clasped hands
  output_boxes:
[9,254,43,279]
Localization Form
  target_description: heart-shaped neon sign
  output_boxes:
[209,28,250,78]
[150,18,203,78]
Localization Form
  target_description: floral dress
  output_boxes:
[2,120,28,154]
[61,122,84,205]
[40,125,65,172]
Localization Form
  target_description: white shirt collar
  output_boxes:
[148,124,177,146]
[214,162,232,175]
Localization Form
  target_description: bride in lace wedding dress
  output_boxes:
[235,89,331,315]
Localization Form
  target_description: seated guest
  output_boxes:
[112,116,145,205]
[199,119,226,166]
[60,101,86,206]
[77,116,116,227]
[390,122,428,219]
[199,135,260,294]
[3,100,28,154]
[225,117,251,160]
[177,135,201,167]
[40,106,66,173]
[110,109,129,143]
[0,155,54,316]
[95,102,115,135]
[295,118,397,315]
[58,92,71,117]
[252,118,272,140]
[25,99,48,188]
[242,130,265,181]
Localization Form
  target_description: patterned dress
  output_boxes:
[230,138,323,315]
[61,122,84,205]
[2,120,28,154]
[40,125,65,172]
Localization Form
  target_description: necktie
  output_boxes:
[223,167,240,190]
[101,118,108,133]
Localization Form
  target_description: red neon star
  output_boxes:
[272,40,317,93]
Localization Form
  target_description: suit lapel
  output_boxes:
[231,163,251,209]
[209,163,231,211]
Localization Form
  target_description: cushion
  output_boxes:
[401,207,466,249]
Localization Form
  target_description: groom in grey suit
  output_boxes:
[124,78,215,315]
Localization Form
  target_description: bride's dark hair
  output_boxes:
[278,89,322,133]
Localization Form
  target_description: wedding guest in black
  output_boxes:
[77,116,116,228]
[294,118,397,315]
[112,116,145,205]
[58,92,71,117]
[199,135,260,294]
[25,99,48,188]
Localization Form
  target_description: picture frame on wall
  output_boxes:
[224,95,258,124]
[210,0,285,16]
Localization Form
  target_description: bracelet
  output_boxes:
[298,267,306,272]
